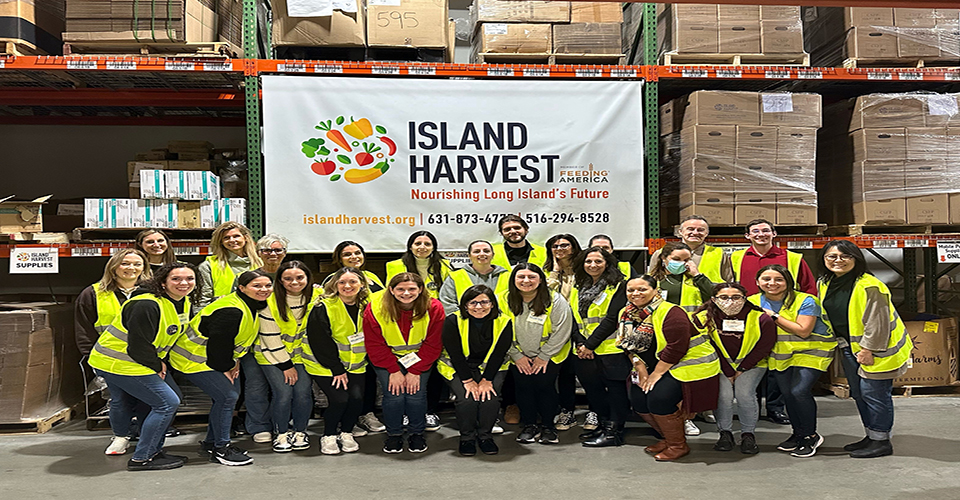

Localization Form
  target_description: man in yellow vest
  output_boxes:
[490,215,547,271]
[588,234,639,279]
[648,215,734,284]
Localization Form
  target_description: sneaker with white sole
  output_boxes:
[555,409,577,431]
[351,425,368,437]
[402,415,410,428]
[105,436,130,455]
[210,445,254,466]
[582,412,600,431]
[791,433,824,458]
[425,413,441,432]
[701,411,717,424]
[252,431,272,444]
[684,420,701,436]
[291,432,310,451]
[338,432,360,453]
[491,419,504,435]
[408,434,428,453]
[320,435,341,455]
[358,412,386,433]
[273,432,293,453]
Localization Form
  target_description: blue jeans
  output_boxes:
[839,346,895,440]
[186,370,240,448]
[772,367,822,437]
[375,367,429,436]
[96,369,181,461]
[260,364,313,434]
[716,366,767,434]
[239,353,272,435]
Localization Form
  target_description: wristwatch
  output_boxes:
[770,313,779,321]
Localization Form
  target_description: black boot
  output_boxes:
[850,439,893,458]
[582,421,624,448]
[579,427,603,441]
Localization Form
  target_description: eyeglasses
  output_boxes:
[467,300,492,308]
[552,243,571,249]
[824,254,853,262]
[260,248,286,254]
[715,295,744,301]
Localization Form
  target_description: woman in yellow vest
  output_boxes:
[753,264,836,458]
[543,234,582,432]
[136,229,177,273]
[253,261,318,453]
[88,262,198,471]
[324,240,385,293]
[819,240,912,459]
[617,275,721,461]
[649,241,715,312]
[303,267,370,455]
[386,231,453,299]
[169,269,272,466]
[438,240,511,314]
[197,222,262,308]
[692,283,776,455]
[438,284,513,456]
[570,246,629,446]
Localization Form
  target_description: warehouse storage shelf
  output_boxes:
[256,59,645,79]
[0,241,211,259]
[648,234,960,253]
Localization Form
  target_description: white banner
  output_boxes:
[262,76,645,252]
[10,247,59,274]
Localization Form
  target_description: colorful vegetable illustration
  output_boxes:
[311,160,336,176]
[344,117,374,140]
[316,120,352,152]
[337,154,352,164]
[305,117,396,184]
[379,136,397,155]
[301,138,326,157]
[355,142,381,166]
[344,161,389,184]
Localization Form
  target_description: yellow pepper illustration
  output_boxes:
[343,117,373,140]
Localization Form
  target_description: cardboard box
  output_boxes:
[1,0,66,55]
[761,21,803,53]
[936,9,960,27]
[846,27,898,60]
[167,160,215,172]
[445,19,455,63]
[83,198,135,228]
[658,5,719,54]
[949,127,960,160]
[671,22,720,54]
[735,194,777,224]
[168,140,213,153]
[660,98,683,137]
[777,160,817,192]
[851,128,907,162]
[904,160,947,195]
[272,0,365,47]
[218,198,246,225]
[139,170,165,199]
[128,182,140,199]
[734,162,776,192]
[133,199,178,228]
[680,192,734,225]
[776,127,818,160]
[570,2,622,23]
[853,161,905,200]
[905,127,947,159]
[907,194,949,224]
[849,94,927,131]
[950,193,960,223]
[925,94,960,128]
[760,5,801,21]
[164,171,189,200]
[553,23,621,55]
[719,21,761,54]
[736,126,778,160]
[187,171,222,200]
[134,150,170,161]
[63,0,218,43]
[681,91,760,127]
[127,161,168,182]
[176,152,211,161]
[853,197,907,224]
[473,0,570,23]
[719,4,759,21]
[178,201,202,229]
[777,193,818,224]
[894,317,958,387]
[680,125,737,158]
[678,158,736,191]
[844,7,894,27]
[895,8,937,28]
[474,23,551,54]
[0,195,48,233]
[367,0,448,48]
[759,93,821,128]
[898,27,941,58]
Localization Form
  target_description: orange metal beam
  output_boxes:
[0,89,243,107]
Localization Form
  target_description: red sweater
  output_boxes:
[363,298,445,375]
[738,246,817,296]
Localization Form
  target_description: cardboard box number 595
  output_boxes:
[377,11,419,28]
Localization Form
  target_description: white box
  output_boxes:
[218,198,246,225]
[187,171,221,200]
[84,199,136,228]
[164,171,189,200]
[113,199,135,228]
[139,170,166,199]
[200,200,218,228]
[152,200,179,228]
[84,198,107,228]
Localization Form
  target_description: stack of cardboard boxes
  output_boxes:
[471,0,622,61]
[0,0,65,55]
[661,90,822,227]
[804,7,960,66]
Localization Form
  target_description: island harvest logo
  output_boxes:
[16,251,31,262]
[300,116,397,184]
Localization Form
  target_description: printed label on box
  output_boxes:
[762,94,794,113]
[484,23,509,35]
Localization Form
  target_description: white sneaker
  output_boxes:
[403,415,410,427]
[105,436,130,455]
[320,435,340,455]
[582,411,600,431]
[338,432,360,453]
[272,432,293,453]
[252,431,272,443]
[491,419,504,435]
[701,411,717,424]
[291,431,310,451]
[358,412,386,433]
[425,413,441,432]
[351,425,368,437]
[684,420,701,436]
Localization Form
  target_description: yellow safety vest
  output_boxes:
[819,274,912,374]
[697,245,726,284]
[253,288,321,366]
[89,294,191,376]
[169,293,259,374]
[369,291,430,359]
[618,261,631,278]
[362,270,385,290]
[437,312,512,380]
[385,259,453,298]
[205,255,254,299]
[661,274,707,312]
[731,248,803,283]
[497,290,571,365]
[450,268,510,302]
[696,309,768,370]
[570,282,622,355]
[748,293,836,372]
[91,282,123,335]
[634,302,721,382]
[490,242,548,271]
[301,296,368,376]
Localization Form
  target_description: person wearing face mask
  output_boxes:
[649,241,715,312]
[692,283,777,455]
[819,240,912,459]
[386,231,453,299]
[439,240,511,314]
[752,264,836,458]
[197,222,263,308]
[588,234,640,279]
[489,214,547,271]
[617,275,721,461]
[543,234,583,432]
[136,229,177,272]
[648,216,734,284]
[169,270,273,466]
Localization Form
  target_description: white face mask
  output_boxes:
[714,298,745,316]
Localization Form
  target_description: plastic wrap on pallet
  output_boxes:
[553,23,621,55]
[849,93,960,131]
[471,23,552,57]
[471,0,570,25]
[570,2,622,23]
[621,2,644,64]
[658,3,804,58]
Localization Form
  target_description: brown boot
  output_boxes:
[638,413,667,454]
[653,409,690,461]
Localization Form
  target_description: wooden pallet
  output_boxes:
[679,223,827,237]
[553,53,626,65]
[274,45,446,63]
[661,51,810,66]
[843,57,960,69]
[1,40,46,56]
[827,224,960,237]
[63,40,240,58]
[475,53,625,65]
[0,406,75,435]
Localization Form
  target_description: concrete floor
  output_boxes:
[1,396,958,500]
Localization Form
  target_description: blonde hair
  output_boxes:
[321,267,370,309]
[210,222,262,270]
[98,249,150,292]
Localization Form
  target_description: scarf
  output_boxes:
[616,296,664,354]
[578,278,610,318]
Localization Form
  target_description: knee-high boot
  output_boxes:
[652,409,689,461]
[638,413,667,454]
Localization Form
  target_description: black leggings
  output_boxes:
[629,371,683,416]
[313,373,365,436]
[362,365,378,414]
[557,353,577,411]
[575,356,630,425]
[447,372,507,441]
[511,362,561,428]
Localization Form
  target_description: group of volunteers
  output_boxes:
[76,214,912,471]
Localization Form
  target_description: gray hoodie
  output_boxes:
[507,293,572,362]
[438,264,509,314]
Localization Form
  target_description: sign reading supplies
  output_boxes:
[262,76,645,252]
[10,247,59,274]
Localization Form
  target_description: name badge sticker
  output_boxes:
[348,332,365,344]
[527,314,547,325]
[722,319,746,332]
[399,352,422,368]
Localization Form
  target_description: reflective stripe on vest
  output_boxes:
[490,242,548,271]
[497,290,570,365]
[437,312,512,380]
[571,282,622,355]
[697,309,767,370]
[748,293,837,372]
[450,268,510,303]
[818,274,912,374]
[697,245,725,284]
[642,302,721,382]
[731,249,802,283]
[88,294,190,376]
[369,291,429,358]
[253,288,321,365]
[385,259,452,298]
[169,293,259,374]
[92,282,123,334]
[302,296,368,376]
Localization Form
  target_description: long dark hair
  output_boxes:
[135,229,176,265]
[274,261,313,322]
[332,240,366,270]
[649,241,692,281]
[692,282,762,331]
[458,284,500,319]
[237,269,271,288]
[818,239,867,281]
[142,262,203,304]
[400,231,446,289]
[380,272,430,322]
[543,234,582,273]
[756,264,796,309]
[507,263,551,317]
[573,247,624,289]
